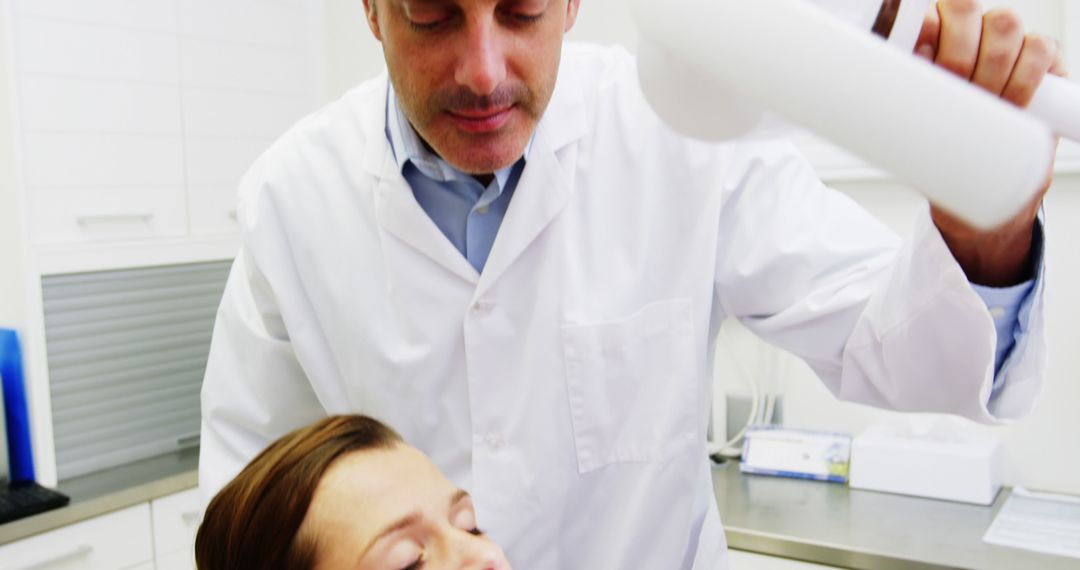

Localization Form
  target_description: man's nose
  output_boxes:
[455,18,507,97]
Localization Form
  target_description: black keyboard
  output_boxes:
[0,482,70,525]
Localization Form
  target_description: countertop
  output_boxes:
[0,448,198,546]
[713,459,1077,569]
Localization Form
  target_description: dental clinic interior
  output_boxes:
[1,0,1079,569]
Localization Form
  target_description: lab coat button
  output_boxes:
[484,434,505,451]
[472,301,494,315]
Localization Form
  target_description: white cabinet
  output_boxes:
[0,504,153,570]
[6,0,323,249]
[155,550,195,570]
[150,488,203,570]
[0,487,205,570]
[0,486,206,570]
[728,549,843,570]
[10,9,186,247]
[1,0,325,488]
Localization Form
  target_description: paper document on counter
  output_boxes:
[982,487,1080,559]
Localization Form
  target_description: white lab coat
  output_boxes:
[199,43,1046,569]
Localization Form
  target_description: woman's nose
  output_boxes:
[456,534,512,570]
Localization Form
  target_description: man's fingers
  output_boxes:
[929,1,1065,110]
[971,8,1024,96]
[1001,34,1061,107]
[915,3,940,60]
[935,0,983,79]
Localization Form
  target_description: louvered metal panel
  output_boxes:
[41,261,231,480]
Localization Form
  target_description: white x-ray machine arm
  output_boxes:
[633,0,1078,229]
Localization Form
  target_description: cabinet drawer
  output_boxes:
[188,185,240,236]
[152,488,203,558]
[28,186,188,245]
[0,503,153,570]
[729,550,843,569]
[156,549,196,570]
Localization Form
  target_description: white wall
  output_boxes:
[320,0,1080,494]
[0,1,27,329]
[323,0,384,102]
[566,0,638,49]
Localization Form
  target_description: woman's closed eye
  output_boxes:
[450,502,479,534]
[392,526,480,570]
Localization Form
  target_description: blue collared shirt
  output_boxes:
[386,85,527,273]
[385,89,1040,379]
[974,220,1042,391]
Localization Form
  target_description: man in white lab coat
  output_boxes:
[199,0,1064,568]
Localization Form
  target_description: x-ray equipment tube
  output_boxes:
[633,0,1075,229]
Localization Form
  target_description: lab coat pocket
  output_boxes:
[562,298,698,474]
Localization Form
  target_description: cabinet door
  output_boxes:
[728,549,843,570]
[152,487,203,570]
[179,0,319,239]
[156,549,196,570]
[0,503,153,570]
[11,7,189,246]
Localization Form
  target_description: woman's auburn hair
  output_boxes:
[195,415,404,570]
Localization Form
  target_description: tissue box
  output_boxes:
[849,424,1002,505]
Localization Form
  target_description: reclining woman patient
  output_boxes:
[195,415,511,570]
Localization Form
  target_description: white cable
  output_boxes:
[762,341,778,426]
[758,340,772,426]
[708,324,761,457]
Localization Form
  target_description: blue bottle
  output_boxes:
[1,329,35,483]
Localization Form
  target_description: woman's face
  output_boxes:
[301,444,511,570]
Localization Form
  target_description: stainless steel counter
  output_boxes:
[0,448,198,546]
[713,459,1076,569]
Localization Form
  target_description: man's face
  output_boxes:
[365,0,580,175]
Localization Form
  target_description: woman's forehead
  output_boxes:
[299,446,461,563]
[310,445,454,524]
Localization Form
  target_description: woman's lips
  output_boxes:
[446,106,514,134]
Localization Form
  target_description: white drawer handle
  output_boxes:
[14,544,93,570]
[76,213,155,226]
[228,209,238,221]
[181,510,202,526]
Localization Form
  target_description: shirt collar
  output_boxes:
[385,83,531,190]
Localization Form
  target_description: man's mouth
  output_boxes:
[445,105,515,134]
